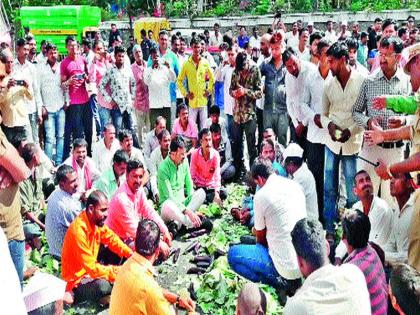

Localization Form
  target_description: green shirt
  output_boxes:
[94,167,120,201]
[386,93,419,114]
[157,156,193,211]
[19,168,44,218]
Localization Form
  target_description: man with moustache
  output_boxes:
[61,190,133,304]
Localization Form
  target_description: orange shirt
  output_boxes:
[61,211,132,292]
[109,252,174,315]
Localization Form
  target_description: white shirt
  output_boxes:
[285,61,326,144]
[350,62,370,77]
[204,117,228,141]
[92,138,120,173]
[149,147,166,196]
[176,53,189,99]
[249,36,261,50]
[384,195,415,263]
[324,30,338,43]
[129,147,147,171]
[291,163,318,221]
[256,54,269,110]
[13,59,39,115]
[63,156,100,195]
[143,130,160,162]
[209,33,224,47]
[0,228,27,315]
[215,64,235,116]
[144,65,175,109]
[285,31,299,48]
[254,174,306,280]
[294,46,310,62]
[335,196,393,259]
[284,264,372,315]
[36,60,66,113]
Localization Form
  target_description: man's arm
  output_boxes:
[253,195,268,246]
[352,81,370,128]
[176,63,188,97]
[285,74,299,127]
[138,190,169,236]
[206,63,215,94]
[0,135,31,183]
[98,69,113,104]
[100,225,132,258]
[189,149,199,186]
[245,67,262,100]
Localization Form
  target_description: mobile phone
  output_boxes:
[76,74,84,80]
[15,80,25,86]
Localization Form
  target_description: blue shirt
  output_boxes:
[147,48,180,103]
[237,35,250,49]
[45,188,81,258]
[260,58,288,113]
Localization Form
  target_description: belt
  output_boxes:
[377,141,404,149]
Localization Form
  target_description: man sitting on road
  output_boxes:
[94,150,129,201]
[190,128,225,205]
[158,136,209,236]
[106,159,172,258]
[210,123,235,183]
[61,191,133,305]
[109,219,196,314]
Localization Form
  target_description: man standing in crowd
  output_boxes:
[210,23,223,47]
[237,26,250,49]
[285,22,299,48]
[230,52,262,176]
[324,20,337,43]
[260,31,288,146]
[368,18,383,53]
[353,36,411,205]
[318,42,365,238]
[36,42,66,166]
[108,23,122,48]
[140,29,153,61]
[177,38,214,131]
[61,36,92,159]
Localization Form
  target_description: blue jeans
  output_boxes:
[99,107,139,148]
[90,95,101,137]
[44,108,65,165]
[228,243,280,287]
[63,103,93,160]
[8,240,25,287]
[324,147,358,233]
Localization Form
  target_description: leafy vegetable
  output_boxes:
[198,202,222,217]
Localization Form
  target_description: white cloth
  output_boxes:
[294,46,310,62]
[285,32,299,48]
[204,117,228,141]
[35,60,65,113]
[254,174,306,280]
[0,228,27,315]
[161,189,206,228]
[129,147,148,171]
[92,139,120,173]
[384,195,415,263]
[13,59,39,115]
[324,30,338,43]
[284,264,372,315]
[149,147,166,196]
[350,62,369,77]
[62,156,100,195]
[144,65,175,109]
[215,64,235,115]
[249,36,261,50]
[143,130,160,161]
[176,54,188,99]
[256,55,268,110]
[23,272,66,313]
[321,70,366,155]
[291,163,319,221]
[285,61,327,144]
[335,196,393,259]
[209,33,224,47]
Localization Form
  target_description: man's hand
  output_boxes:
[372,96,387,110]
[375,159,392,180]
[163,60,170,68]
[368,117,383,131]
[154,193,160,205]
[7,79,15,89]
[186,92,194,100]
[178,296,196,312]
[213,191,222,206]
[240,209,251,225]
[327,122,340,141]
[295,123,306,138]
[334,257,343,266]
[184,209,202,228]
[21,80,29,89]
[159,240,170,258]
[338,128,351,143]
[314,114,323,128]
[37,114,43,125]
[364,129,385,146]
[68,75,78,87]
[163,231,172,247]
[0,167,14,189]
[388,116,405,129]
[203,90,210,98]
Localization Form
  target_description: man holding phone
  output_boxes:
[61,36,92,160]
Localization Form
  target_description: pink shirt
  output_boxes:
[190,147,221,190]
[88,58,113,109]
[172,118,198,139]
[131,61,149,112]
[106,181,168,240]
[60,55,89,105]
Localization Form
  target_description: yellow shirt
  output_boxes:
[0,76,32,127]
[177,56,214,109]
[109,252,174,315]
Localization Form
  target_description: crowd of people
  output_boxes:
[1,14,420,315]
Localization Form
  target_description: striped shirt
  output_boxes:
[344,245,388,315]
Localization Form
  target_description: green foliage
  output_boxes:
[254,0,272,15]
[164,0,199,18]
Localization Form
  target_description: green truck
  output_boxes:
[20,5,101,54]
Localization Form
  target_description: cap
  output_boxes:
[402,43,420,75]
[283,143,304,160]
[308,21,314,26]
[341,21,348,26]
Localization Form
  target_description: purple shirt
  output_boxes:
[61,55,89,105]
[131,61,149,112]
[344,245,388,315]
[172,118,198,139]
